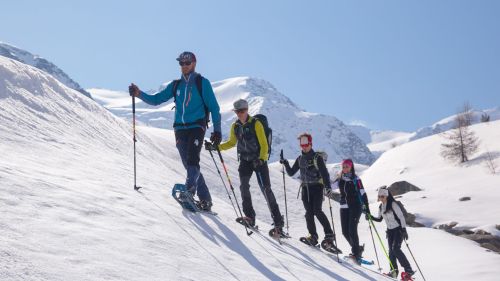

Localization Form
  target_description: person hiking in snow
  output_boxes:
[129,51,221,211]
[280,133,339,252]
[332,159,371,264]
[369,187,416,279]
[206,99,284,235]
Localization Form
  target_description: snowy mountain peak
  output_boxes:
[0,42,91,99]
[91,76,375,165]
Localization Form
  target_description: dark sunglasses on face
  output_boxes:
[235,109,246,114]
[179,61,192,66]
[378,195,386,198]
[342,165,350,168]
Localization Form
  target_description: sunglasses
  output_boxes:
[234,109,247,114]
[179,61,193,66]
[342,165,351,168]
[378,195,386,198]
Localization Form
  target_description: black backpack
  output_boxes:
[171,74,210,127]
[253,114,272,160]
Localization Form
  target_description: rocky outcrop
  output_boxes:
[434,224,500,254]
[388,181,422,196]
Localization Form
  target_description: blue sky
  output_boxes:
[1,0,499,131]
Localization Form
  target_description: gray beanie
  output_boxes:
[233,99,248,111]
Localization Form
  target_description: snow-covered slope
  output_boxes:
[0,42,91,98]
[349,107,499,157]
[410,107,500,141]
[3,56,500,280]
[90,77,375,165]
[362,120,500,235]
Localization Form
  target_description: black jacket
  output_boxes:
[284,149,331,189]
[334,174,369,210]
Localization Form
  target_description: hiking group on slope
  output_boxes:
[129,51,417,280]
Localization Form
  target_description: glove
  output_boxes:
[210,131,222,146]
[279,149,286,164]
[324,187,333,198]
[253,159,265,169]
[279,158,288,165]
[128,83,140,97]
[401,228,409,240]
[204,142,216,151]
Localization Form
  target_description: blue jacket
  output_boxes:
[138,72,221,132]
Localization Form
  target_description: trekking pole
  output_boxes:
[205,141,238,217]
[367,217,382,272]
[216,148,253,236]
[132,94,141,191]
[368,217,396,272]
[327,197,340,263]
[280,149,289,235]
[404,240,427,281]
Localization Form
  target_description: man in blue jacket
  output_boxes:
[129,51,222,211]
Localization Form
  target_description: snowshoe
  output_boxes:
[320,235,342,254]
[236,217,258,230]
[269,227,288,244]
[299,234,319,247]
[343,254,374,266]
[196,200,213,212]
[383,270,399,279]
[172,184,198,212]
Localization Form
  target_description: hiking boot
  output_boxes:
[304,234,319,246]
[324,233,335,241]
[401,270,416,280]
[358,244,365,257]
[238,216,255,227]
[197,200,213,211]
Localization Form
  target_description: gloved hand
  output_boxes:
[204,141,216,151]
[279,150,286,164]
[253,159,265,169]
[128,83,140,97]
[401,228,409,240]
[210,131,222,146]
[324,187,333,198]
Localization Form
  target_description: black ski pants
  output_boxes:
[387,227,413,273]
[238,160,283,227]
[302,184,333,238]
[340,205,362,257]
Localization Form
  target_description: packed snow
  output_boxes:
[2,55,500,281]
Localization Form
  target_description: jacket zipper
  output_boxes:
[181,73,190,125]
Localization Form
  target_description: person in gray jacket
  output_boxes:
[370,187,415,279]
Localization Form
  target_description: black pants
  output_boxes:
[340,206,362,257]
[387,227,413,273]
[238,160,283,227]
[302,184,333,238]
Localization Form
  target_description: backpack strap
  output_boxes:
[392,201,403,227]
[171,79,181,105]
[171,74,210,128]
[313,153,319,170]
